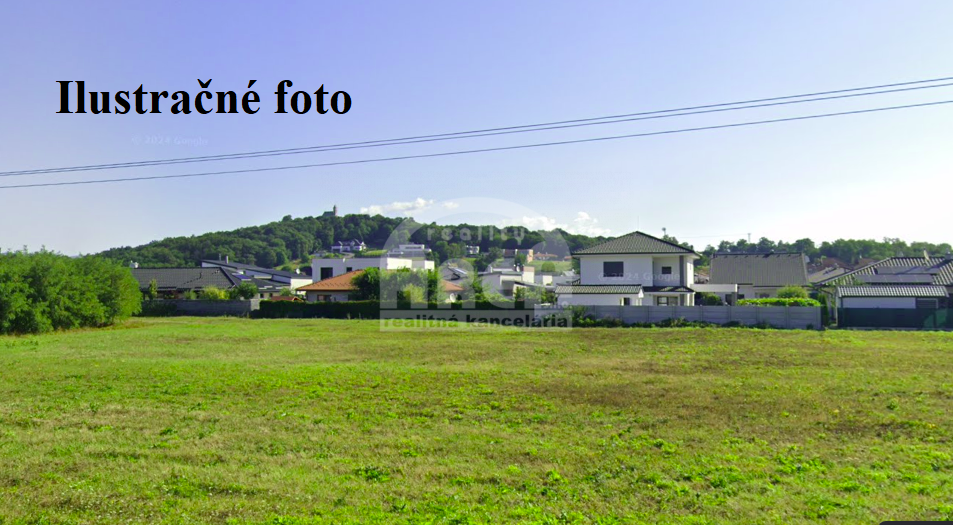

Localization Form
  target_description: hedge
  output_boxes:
[737,298,822,307]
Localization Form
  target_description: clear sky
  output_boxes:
[1,1,952,254]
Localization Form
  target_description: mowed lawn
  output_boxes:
[1,319,952,524]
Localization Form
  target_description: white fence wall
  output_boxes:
[540,305,821,330]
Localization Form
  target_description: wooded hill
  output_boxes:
[98,213,952,270]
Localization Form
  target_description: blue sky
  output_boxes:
[1,1,952,254]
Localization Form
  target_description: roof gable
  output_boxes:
[709,253,808,287]
[131,267,237,291]
[573,232,696,256]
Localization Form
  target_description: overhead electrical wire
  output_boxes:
[2,75,953,178]
[2,98,950,190]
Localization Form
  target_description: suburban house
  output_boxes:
[132,266,291,300]
[201,258,312,291]
[298,269,464,302]
[386,244,432,258]
[311,253,435,281]
[706,252,809,300]
[555,231,698,306]
[330,239,367,253]
[131,267,238,299]
[480,265,535,298]
[818,256,953,309]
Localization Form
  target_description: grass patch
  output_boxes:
[0,318,952,523]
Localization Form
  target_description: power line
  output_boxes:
[3,76,953,178]
[2,98,950,191]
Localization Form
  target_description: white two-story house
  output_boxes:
[555,231,698,306]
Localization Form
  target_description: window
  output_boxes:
[661,266,672,275]
[346,267,353,272]
[320,267,333,280]
[656,296,673,306]
[738,294,745,300]
[603,261,624,278]
[622,297,631,306]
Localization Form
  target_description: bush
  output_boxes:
[737,298,821,307]
[229,282,259,300]
[540,262,557,273]
[198,286,229,301]
[0,251,142,335]
[696,292,723,306]
[777,286,809,299]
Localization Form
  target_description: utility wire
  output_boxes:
[3,76,953,178]
[2,98,950,190]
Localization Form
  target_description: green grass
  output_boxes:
[1,319,952,524]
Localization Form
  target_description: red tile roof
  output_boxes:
[297,270,363,292]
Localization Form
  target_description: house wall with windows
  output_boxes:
[579,255,653,285]
[311,256,435,281]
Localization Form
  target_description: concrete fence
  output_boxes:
[141,299,261,317]
[547,305,822,330]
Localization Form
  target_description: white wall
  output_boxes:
[840,297,917,309]
[312,257,424,280]
[558,293,643,306]
[578,254,695,287]
[578,255,653,285]
[305,291,350,302]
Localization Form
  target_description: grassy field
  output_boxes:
[1,319,952,524]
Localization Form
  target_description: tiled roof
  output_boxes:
[298,270,465,294]
[573,232,696,255]
[555,285,643,294]
[709,253,808,287]
[643,286,694,293]
[131,267,238,291]
[298,270,363,292]
[818,257,953,286]
[443,281,464,293]
[808,267,850,283]
[201,260,305,280]
[837,285,949,298]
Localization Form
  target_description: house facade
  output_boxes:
[330,239,367,253]
[555,232,698,306]
[311,255,435,281]
[299,269,464,303]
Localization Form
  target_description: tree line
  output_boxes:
[97,212,949,270]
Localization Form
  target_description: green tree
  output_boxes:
[146,278,159,300]
[228,282,259,300]
[540,261,556,273]
[199,286,229,301]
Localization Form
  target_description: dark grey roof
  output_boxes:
[837,285,948,298]
[643,286,694,293]
[818,257,953,286]
[709,253,808,287]
[555,285,643,294]
[573,232,697,256]
[131,267,238,291]
[201,260,305,280]
[808,267,850,283]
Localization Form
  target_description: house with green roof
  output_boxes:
[555,231,699,306]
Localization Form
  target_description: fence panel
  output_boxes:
[580,305,820,329]
[838,308,953,330]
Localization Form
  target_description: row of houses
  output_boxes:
[129,231,952,314]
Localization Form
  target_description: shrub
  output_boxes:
[777,286,809,299]
[198,286,229,301]
[229,282,259,300]
[0,251,142,335]
[540,262,557,273]
[696,292,723,306]
[737,298,821,307]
